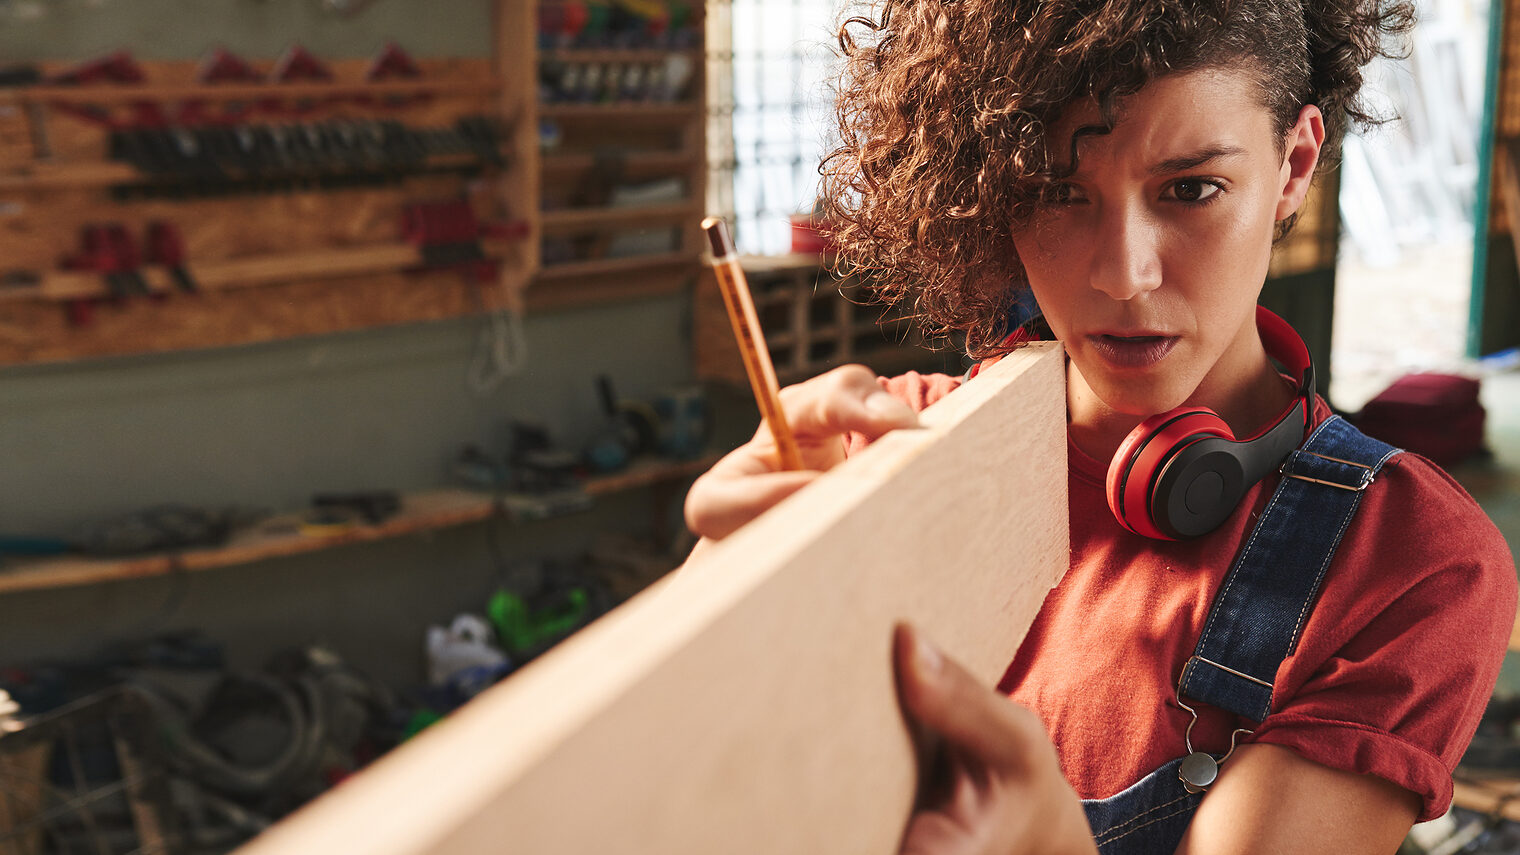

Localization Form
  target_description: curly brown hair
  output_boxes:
[821,0,1416,356]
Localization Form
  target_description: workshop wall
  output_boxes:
[0,0,494,63]
[0,1,699,684]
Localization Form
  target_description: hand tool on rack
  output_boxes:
[360,42,428,110]
[180,47,263,125]
[402,199,496,279]
[48,51,165,130]
[265,46,334,118]
[59,223,151,325]
[145,221,199,294]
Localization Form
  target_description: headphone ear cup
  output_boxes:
[1106,409,1234,539]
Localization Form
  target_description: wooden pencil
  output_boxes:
[702,216,804,471]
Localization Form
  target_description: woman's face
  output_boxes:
[1012,67,1323,422]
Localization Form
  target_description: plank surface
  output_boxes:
[235,342,1068,855]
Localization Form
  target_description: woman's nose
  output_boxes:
[1089,203,1163,300]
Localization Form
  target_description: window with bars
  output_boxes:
[706,0,845,256]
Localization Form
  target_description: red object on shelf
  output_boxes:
[180,48,264,124]
[266,46,336,117]
[196,48,262,83]
[789,212,837,255]
[402,200,498,281]
[60,223,153,325]
[69,224,141,273]
[365,43,422,80]
[358,42,429,110]
[403,200,481,245]
[50,51,145,85]
[48,51,165,129]
[270,45,334,82]
[144,221,185,267]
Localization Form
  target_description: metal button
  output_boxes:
[1179,752,1218,793]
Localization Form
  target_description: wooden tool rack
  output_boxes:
[0,4,540,366]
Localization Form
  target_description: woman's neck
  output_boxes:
[1065,345,1298,465]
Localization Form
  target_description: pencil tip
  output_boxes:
[702,217,733,257]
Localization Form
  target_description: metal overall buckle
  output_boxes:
[1176,692,1253,794]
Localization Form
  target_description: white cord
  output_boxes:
[468,304,527,395]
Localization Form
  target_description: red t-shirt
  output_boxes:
[849,370,1516,821]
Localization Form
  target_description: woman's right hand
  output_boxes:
[684,365,920,541]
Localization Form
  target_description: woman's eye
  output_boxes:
[1043,182,1086,205]
[1166,179,1222,203]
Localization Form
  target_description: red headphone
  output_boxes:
[1105,305,1314,540]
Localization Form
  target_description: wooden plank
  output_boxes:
[234,342,1068,855]
[6,244,426,302]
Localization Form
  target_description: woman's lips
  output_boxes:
[1086,334,1179,368]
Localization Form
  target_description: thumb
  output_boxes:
[893,623,1040,772]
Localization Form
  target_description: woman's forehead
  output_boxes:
[1046,68,1278,171]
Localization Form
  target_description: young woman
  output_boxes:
[685,1,1517,852]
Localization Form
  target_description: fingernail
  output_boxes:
[914,633,942,675]
[865,390,915,422]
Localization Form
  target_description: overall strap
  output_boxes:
[1177,416,1401,723]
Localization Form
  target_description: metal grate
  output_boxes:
[0,689,175,855]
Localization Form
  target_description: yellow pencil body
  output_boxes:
[703,218,804,471]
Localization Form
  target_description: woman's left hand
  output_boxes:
[893,624,1098,855]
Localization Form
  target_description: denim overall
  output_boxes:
[1080,416,1401,854]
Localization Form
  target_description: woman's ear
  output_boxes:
[1275,105,1326,221]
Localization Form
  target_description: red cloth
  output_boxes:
[848,370,1516,821]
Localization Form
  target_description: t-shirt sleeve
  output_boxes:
[843,371,963,456]
[1249,454,1518,821]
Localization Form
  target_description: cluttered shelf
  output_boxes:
[0,454,720,596]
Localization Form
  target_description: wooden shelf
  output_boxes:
[540,201,700,231]
[0,455,721,596]
[0,151,487,192]
[0,161,137,190]
[535,250,699,281]
[540,149,697,176]
[1,78,499,106]
[2,242,461,302]
[539,102,701,121]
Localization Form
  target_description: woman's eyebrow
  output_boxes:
[1149,144,1248,175]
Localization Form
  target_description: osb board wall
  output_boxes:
[0,58,525,365]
